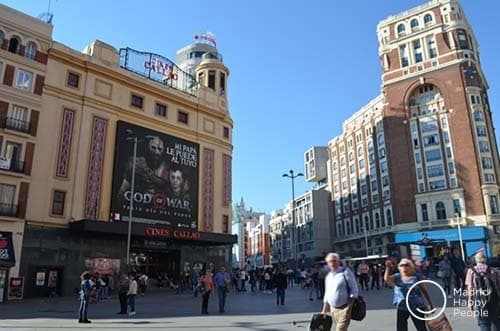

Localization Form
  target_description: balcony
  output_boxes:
[4,117,31,134]
[0,203,19,217]
[0,158,25,174]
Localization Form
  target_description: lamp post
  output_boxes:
[454,213,465,261]
[283,170,303,268]
[125,134,139,270]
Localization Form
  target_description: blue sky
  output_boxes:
[3,0,500,214]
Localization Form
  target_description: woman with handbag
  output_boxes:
[199,269,214,314]
[384,258,433,331]
[438,255,452,299]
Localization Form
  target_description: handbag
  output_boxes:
[426,314,453,331]
[343,271,366,321]
[308,313,333,331]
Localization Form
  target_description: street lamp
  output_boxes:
[125,131,142,270]
[454,213,466,261]
[282,170,303,268]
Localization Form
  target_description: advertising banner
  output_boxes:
[0,232,15,268]
[8,277,24,300]
[111,121,199,230]
[84,258,121,276]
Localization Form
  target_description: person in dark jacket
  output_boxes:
[78,271,92,324]
[450,248,466,291]
[273,269,288,305]
[117,273,130,315]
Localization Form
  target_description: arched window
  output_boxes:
[386,209,393,226]
[436,202,447,220]
[410,19,419,29]
[378,134,385,146]
[25,42,37,60]
[367,140,374,152]
[424,14,433,25]
[358,147,363,157]
[349,152,354,162]
[8,37,20,54]
[333,162,338,171]
[375,213,380,228]
[341,157,346,166]
[355,218,360,233]
[474,111,484,122]
[397,24,406,35]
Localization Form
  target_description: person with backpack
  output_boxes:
[78,271,92,324]
[465,252,500,331]
[320,253,359,331]
[384,258,433,331]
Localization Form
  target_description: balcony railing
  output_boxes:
[0,203,18,217]
[0,159,25,174]
[5,117,31,134]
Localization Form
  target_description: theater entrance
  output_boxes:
[129,250,180,277]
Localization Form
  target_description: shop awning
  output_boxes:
[0,231,15,268]
[69,220,237,245]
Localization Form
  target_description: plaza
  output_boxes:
[0,286,478,330]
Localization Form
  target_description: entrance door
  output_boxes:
[130,250,180,278]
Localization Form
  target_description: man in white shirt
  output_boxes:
[321,253,359,331]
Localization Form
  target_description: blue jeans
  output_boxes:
[128,294,136,312]
[478,307,500,331]
[79,296,89,320]
[217,287,227,312]
[276,288,285,305]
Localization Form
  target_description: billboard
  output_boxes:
[84,258,121,276]
[111,121,199,229]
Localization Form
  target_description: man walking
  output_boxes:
[214,266,230,313]
[321,253,359,331]
[273,269,287,305]
[451,248,466,291]
[117,273,130,315]
[78,271,92,324]
[358,260,369,291]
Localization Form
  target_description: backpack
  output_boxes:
[471,267,499,307]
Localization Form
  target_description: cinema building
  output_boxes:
[0,5,235,299]
[311,0,500,259]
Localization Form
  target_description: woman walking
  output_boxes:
[438,255,452,299]
[384,258,433,331]
[199,269,214,314]
[127,273,138,316]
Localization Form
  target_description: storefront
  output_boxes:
[394,226,490,261]
[0,231,15,303]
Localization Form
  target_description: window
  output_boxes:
[379,148,386,159]
[0,183,16,206]
[478,141,489,153]
[155,103,167,117]
[375,213,380,228]
[397,24,406,35]
[223,126,230,139]
[425,149,442,162]
[380,161,388,173]
[415,153,421,164]
[361,184,367,195]
[334,185,339,193]
[423,134,440,147]
[178,111,189,124]
[436,202,447,220]
[421,204,429,221]
[350,164,355,174]
[16,70,33,91]
[219,72,226,95]
[417,167,423,180]
[485,174,495,183]
[223,215,229,233]
[430,180,446,190]
[359,159,365,170]
[378,134,384,146]
[131,94,143,108]
[453,199,461,217]
[25,42,37,60]
[333,162,338,171]
[341,169,346,178]
[424,14,433,25]
[443,132,450,144]
[448,162,455,175]
[471,95,477,104]
[446,147,452,159]
[427,165,444,177]
[355,218,360,233]
[8,105,29,132]
[476,126,487,137]
[367,140,374,152]
[349,152,354,162]
[198,72,205,84]
[356,133,362,143]
[386,209,393,226]
[457,30,468,49]
[382,176,389,187]
[474,111,484,122]
[364,216,370,231]
[51,190,66,216]
[371,180,378,192]
[490,196,499,214]
[482,157,493,169]
[8,37,20,54]
[410,19,419,29]
[414,39,423,63]
[208,70,216,90]
[342,181,347,190]
[350,177,356,187]
[400,45,409,67]
[421,118,438,132]
[426,35,437,58]
[419,183,425,192]
[67,72,80,88]
[341,157,346,166]
[441,117,448,129]
[357,146,363,157]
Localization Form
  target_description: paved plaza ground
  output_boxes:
[0,284,478,330]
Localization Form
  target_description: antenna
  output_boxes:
[38,0,54,24]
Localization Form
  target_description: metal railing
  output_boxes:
[0,160,25,173]
[5,117,31,133]
[0,203,18,217]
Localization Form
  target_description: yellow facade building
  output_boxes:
[0,4,235,299]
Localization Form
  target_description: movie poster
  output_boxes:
[111,121,199,230]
